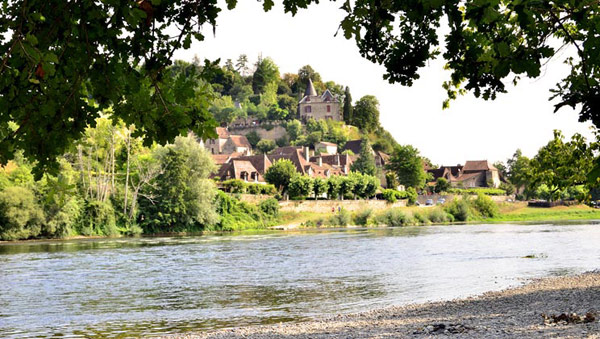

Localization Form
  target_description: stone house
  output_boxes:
[315,141,338,155]
[298,78,342,121]
[204,127,252,156]
[427,160,501,188]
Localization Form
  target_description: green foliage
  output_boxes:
[259,198,280,217]
[427,208,452,223]
[445,199,471,222]
[387,144,427,189]
[246,131,261,147]
[382,189,407,203]
[472,194,499,218]
[376,209,413,226]
[285,120,303,142]
[313,177,328,199]
[352,95,380,132]
[352,209,373,226]
[0,186,44,240]
[80,200,118,237]
[406,187,418,205]
[351,137,377,176]
[256,139,277,154]
[265,159,298,193]
[499,182,516,196]
[288,175,314,199]
[343,86,353,124]
[215,191,271,231]
[252,57,280,94]
[434,178,451,193]
[222,179,247,193]
[44,197,83,238]
[327,208,351,226]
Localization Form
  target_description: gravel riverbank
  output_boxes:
[167,272,600,338]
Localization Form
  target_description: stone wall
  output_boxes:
[229,125,287,141]
[279,199,407,213]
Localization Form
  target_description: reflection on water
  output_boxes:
[1,223,600,337]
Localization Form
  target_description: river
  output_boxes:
[1,223,600,337]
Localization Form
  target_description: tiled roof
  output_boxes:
[343,139,362,155]
[463,160,496,172]
[211,154,232,165]
[228,135,251,148]
[216,127,230,139]
[234,154,272,175]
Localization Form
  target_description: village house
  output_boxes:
[204,127,252,156]
[428,160,501,188]
[314,141,338,155]
[298,78,342,121]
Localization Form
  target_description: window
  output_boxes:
[327,105,331,112]
[305,106,311,113]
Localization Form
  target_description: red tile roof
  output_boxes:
[216,127,230,139]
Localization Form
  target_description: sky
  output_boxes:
[173,0,595,166]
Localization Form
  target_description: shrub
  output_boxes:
[352,209,373,226]
[472,194,499,218]
[327,208,351,226]
[80,200,118,236]
[377,209,413,226]
[44,197,83,238]
[222,179,246,193]
[259,198,279,217]
[447,187,506,196]
[0,186,44,240]
[445,198,471,221]
[406,187,418,205]
[427,208,451,223]
[412,211,430,225]
[247,183,262,195]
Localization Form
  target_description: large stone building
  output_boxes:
[298,78,342,121]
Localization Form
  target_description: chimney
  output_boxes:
[304,146,310,162]
[335,154,340,167]
[318,156,322,166]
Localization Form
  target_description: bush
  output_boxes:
[222,179,246,193]
[247,183,262,195]
[44,197,83,238]
[0,186,44,240]
[412,211,430,225]
[377,209,413,226]
[80,200,119,236]
[427,208,451,223]
[352,209,373,226]
[472,194,499,218]
[445,198,471,221]
[259,198,279,217]
[327,208,351,226]
[406,187,417,205]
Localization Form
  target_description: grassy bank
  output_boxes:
[275,201,600,229]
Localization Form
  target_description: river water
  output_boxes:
[1,223,600,337]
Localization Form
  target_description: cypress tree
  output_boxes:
[343,86,353,124]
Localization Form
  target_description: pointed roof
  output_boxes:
[305,78,317,97]
[321,89,335,101]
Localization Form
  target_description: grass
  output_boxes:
[481,202,600,222]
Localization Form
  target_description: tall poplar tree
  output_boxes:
[343,86,353,124]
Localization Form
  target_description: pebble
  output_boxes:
[160,272,600,339]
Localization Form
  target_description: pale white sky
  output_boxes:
[173,0,595,166]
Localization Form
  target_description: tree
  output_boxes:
[0,2,222,176]
[386,144,427,189]
[235,54,249,76]
[0,186,44,240]
[434,177,451,193]
[507,149,532,191]
[297,65,322,93]
[264,159,298,193]
[326,175,342,200]
[352,95,380,132]
[528,130,597,201]
[288,175,313,199]
[285,120,303,142]
[351,137,377,176]
[246,131,261,147]
[252,57,280,94]
[138,135,218,232]
[313,177,328,199]
[256,139,277,154]
[335,0,600,123]
[343,86,353,124]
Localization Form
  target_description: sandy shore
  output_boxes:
[167,272,600,338]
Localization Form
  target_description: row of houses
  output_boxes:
[208,137,391,186]
[426,161,502,188]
